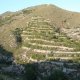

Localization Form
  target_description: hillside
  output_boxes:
[0,4,80,80]
[0,4,80,61]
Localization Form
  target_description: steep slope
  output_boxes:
[0,4,80,80]
[0,4,80,63]
[13,16,80,64]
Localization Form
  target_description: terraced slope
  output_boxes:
[0,4,80,80]
[11,16,80,63]
[21,16,79,54]
[0,4,80,52]
[0,4,80,63]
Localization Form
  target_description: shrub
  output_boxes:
[31,53,46,60]
[22,9,32,14]
[24,63,38,80]
[48,69,68,80]
[12,28,23,46]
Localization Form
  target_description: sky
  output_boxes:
[0,0,80,14]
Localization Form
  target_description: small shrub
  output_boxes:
[31,54,46,60]
[12,28,23,46]
[48,69,68,80]
[24,63,38,80]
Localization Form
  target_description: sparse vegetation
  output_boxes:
[0,16,14,26]
[0,4,80,80]
[31,53,46,60]
[22,9,33,14]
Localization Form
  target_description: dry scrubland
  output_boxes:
[0,4,80,80]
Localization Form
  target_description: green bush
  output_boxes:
[12,28,23,46]
[48,70,68,80]
[22,9,32,14]
[24,64,38,80]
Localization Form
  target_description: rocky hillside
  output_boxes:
[0,4,80,62]
[0,4,80,51]
[0,4,80,80]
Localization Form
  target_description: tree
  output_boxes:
[24,63,38,80]
[48,69,68,80]
[12,28,23,46]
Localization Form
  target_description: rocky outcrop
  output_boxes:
[1,64,25,75]
[0,53,13,64]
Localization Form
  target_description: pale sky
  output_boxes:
[0,0,80,14]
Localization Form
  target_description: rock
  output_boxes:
[0,53,13,64]
[2,64,25,75]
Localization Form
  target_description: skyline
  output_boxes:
[0,0,80,14]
